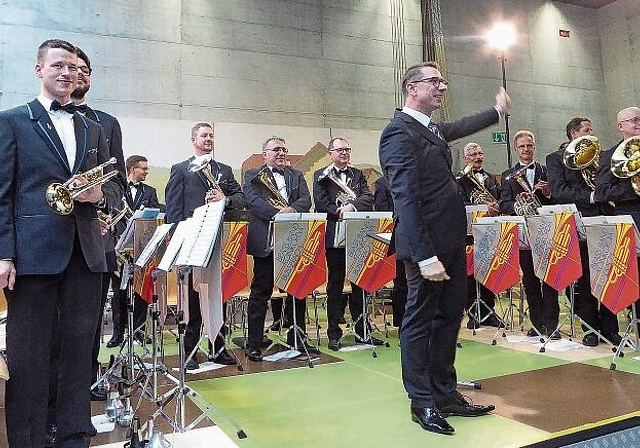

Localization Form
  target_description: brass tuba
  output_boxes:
[188,153,223,197]
[563,135,601,190]
[456,164,497,204]
[611,135,640,196]
[504,163,542,216]
[317,165,357,207]
[46,157,119,215]
[251,166,288,208]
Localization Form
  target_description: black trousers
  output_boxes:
[466,276,496,317]
[5,239,102,447]
[520,250,559,333]
[392,260,407,328]
[401,247,467,408]
[246,253,307,350]
[325,248,366,341]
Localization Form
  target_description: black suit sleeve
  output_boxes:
[595,147,638,203]
[243,170,279,221]
[374,178,393,212]
[165,163,185,223]
[439,109,500,142]
[220,165,245,210]
[289,171,312,213]
[313,172,338,216]
[546,151,592,208]
[351,172,374,211]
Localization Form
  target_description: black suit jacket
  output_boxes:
[456,169,501,205]
[596,141,640,225]
[547,149,612,217]
[379,108,499,262]
[374,176,394,212]
[243,165,311,257]
[165,156,244,224]
[83,107,125,177]
[499,162,553,215]
[0,99,122,274]
[125,182,161,211]
[313,165,374,248]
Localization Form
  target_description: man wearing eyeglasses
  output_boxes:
[313,137,377,351]
[165,122,244,370]
[243,136,319,362]
[379,62,510,435]
[456,143,502,330]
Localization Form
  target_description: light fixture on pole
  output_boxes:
[486,21,517,168]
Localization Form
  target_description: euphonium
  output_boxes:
[456,163,497,204]
[562,135,601,190]
[504,163,542,216]
[611,135,640,196]
[188,153,223,197]
[317,165,357,207]
[251,166,288,208]
[46,157,118,215]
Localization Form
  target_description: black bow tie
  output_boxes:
[336,168,348,175]
[472,169,484,174]
[75,104,89,113]
[129,182,141,189]
[50,100,77,114]
[272,168,285,176]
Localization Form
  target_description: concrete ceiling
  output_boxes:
[554,0,617,8]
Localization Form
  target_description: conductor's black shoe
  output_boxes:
[247,348,263,362]
[106,334,124,348]
[582,333,599,347]
[438,392,495,417]
[328,339,341,351]
[410,407,454,435]
[213,350,237,366]
[44,423,57,447]
[185,358,199,371]
[90,388,107,401]
[603,332,623,346]
[367,336,384,346]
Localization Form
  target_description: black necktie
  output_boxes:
[428,122,444,141]
[50,100,77,114]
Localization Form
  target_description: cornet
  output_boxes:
[188,153,223,198]
[504,163,542,216]
[46,157,118,215]
[98,197,134,231]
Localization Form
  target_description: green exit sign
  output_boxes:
[492,132,507,144]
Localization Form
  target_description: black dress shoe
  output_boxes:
[526,328,539,337]
[90,388,107,401]
[57,432,90,448]
[213,350,238,366]
[185,358,199,371]
[328,339,341,351]
[247,348,263,362]
[466,318,480,329]
[301,343,321,355]
[410,407,454,435]
[106,334,124,348]
[547,330,561,340]
[365,335,384,346]
[438,392,495,417]
[582,333,599,347]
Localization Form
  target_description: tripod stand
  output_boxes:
[348,289,391,358]
[610,303,640,370]
[467,279,505,335]
[491,285,528,345]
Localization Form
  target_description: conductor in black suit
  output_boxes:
[500,130,559,339]
[165,122,245,369]
[243,136,319,362]
[546,117,619,346]
[379,62,509,435]
[314,138,380,350]
[0,39,122,448]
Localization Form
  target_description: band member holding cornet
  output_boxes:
[243,136,319,362]
[547,117,620,346]
[456,143,502,329]
[0,39,123,448]
[313,137,379,351]
[501,130,559,338]
[165,122,244,369]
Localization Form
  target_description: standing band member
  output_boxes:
[500,130,560,339]
[243,136,319,362]
[0,39,122,448]
[379,61,508,435]
[165,122,244,369]
[313,137,381,351]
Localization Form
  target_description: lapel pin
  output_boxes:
[46,123,52,131]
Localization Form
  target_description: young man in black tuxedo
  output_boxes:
[0,39,122,448]
[165,122,245,369]
[379,62,509,435]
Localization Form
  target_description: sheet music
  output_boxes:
[175,201,225,268]
[135,223,174,268]
[369,232,392,245]
[157,220,191,272]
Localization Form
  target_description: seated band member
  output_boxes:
[374,176,407,329]
[165,122,244,369]
[313,137,381,351]
[243,136,319,362]
[500,130,560,339]
[456,142,502,329]
[547,117,620,346]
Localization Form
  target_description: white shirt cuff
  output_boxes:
[418,256,439,267]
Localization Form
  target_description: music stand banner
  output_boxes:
[344,212,395,293]
[274,214,327,299]
[221,221,248,302]
[586,222,639,313]
[526,212,582,291]
[472,221,520,294]
[133,218,164,304]
[465,205,489,276]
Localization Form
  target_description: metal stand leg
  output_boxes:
[610,303,640,370]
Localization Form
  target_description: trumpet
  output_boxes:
[504,163,542,216]
[188,153,223,197]
[251,166,288,208]
[46,157,118,215]
[563,135,601,190]
[611,135,640,196]
[98,197,134,231]
[456,164,497,204]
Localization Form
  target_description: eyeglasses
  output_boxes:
[330,147,352,154]
[620,116,640,125]
[78,66,92,76]
[412,77,448,88]
[267,146,288,154]
[466,152,484,158]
